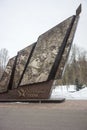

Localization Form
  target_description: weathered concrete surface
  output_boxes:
[55,16,79,79]
[0,101,87,130]
[0,57,16,93]
[21,16,73,85]
[12,44,34,89]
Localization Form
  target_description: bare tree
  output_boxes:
[0,48,9,78]
[62,45,87,86]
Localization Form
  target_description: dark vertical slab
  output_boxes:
[47,16,76,80]
[8,55,18,90]
[55,16,79,79]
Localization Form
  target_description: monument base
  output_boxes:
[0,80,54,100]
[0,98,65,103]
[0,80,65,103]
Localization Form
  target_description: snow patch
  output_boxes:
[50,85,87,100]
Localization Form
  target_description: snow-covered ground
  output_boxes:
[51,85,87,100]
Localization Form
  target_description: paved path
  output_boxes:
[0,100,87,130]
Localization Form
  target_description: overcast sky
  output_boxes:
[0,0,87,57]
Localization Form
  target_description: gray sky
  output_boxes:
[0,0,87,57]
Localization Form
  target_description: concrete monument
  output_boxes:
[0,5,81,101]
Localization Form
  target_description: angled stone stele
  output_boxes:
[0,57,16,92]
[20,16,74,85]
[12,43,36,89]
[55,15,79,79]
[0,5,81,100]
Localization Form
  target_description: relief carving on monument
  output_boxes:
[20,16,73,85]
